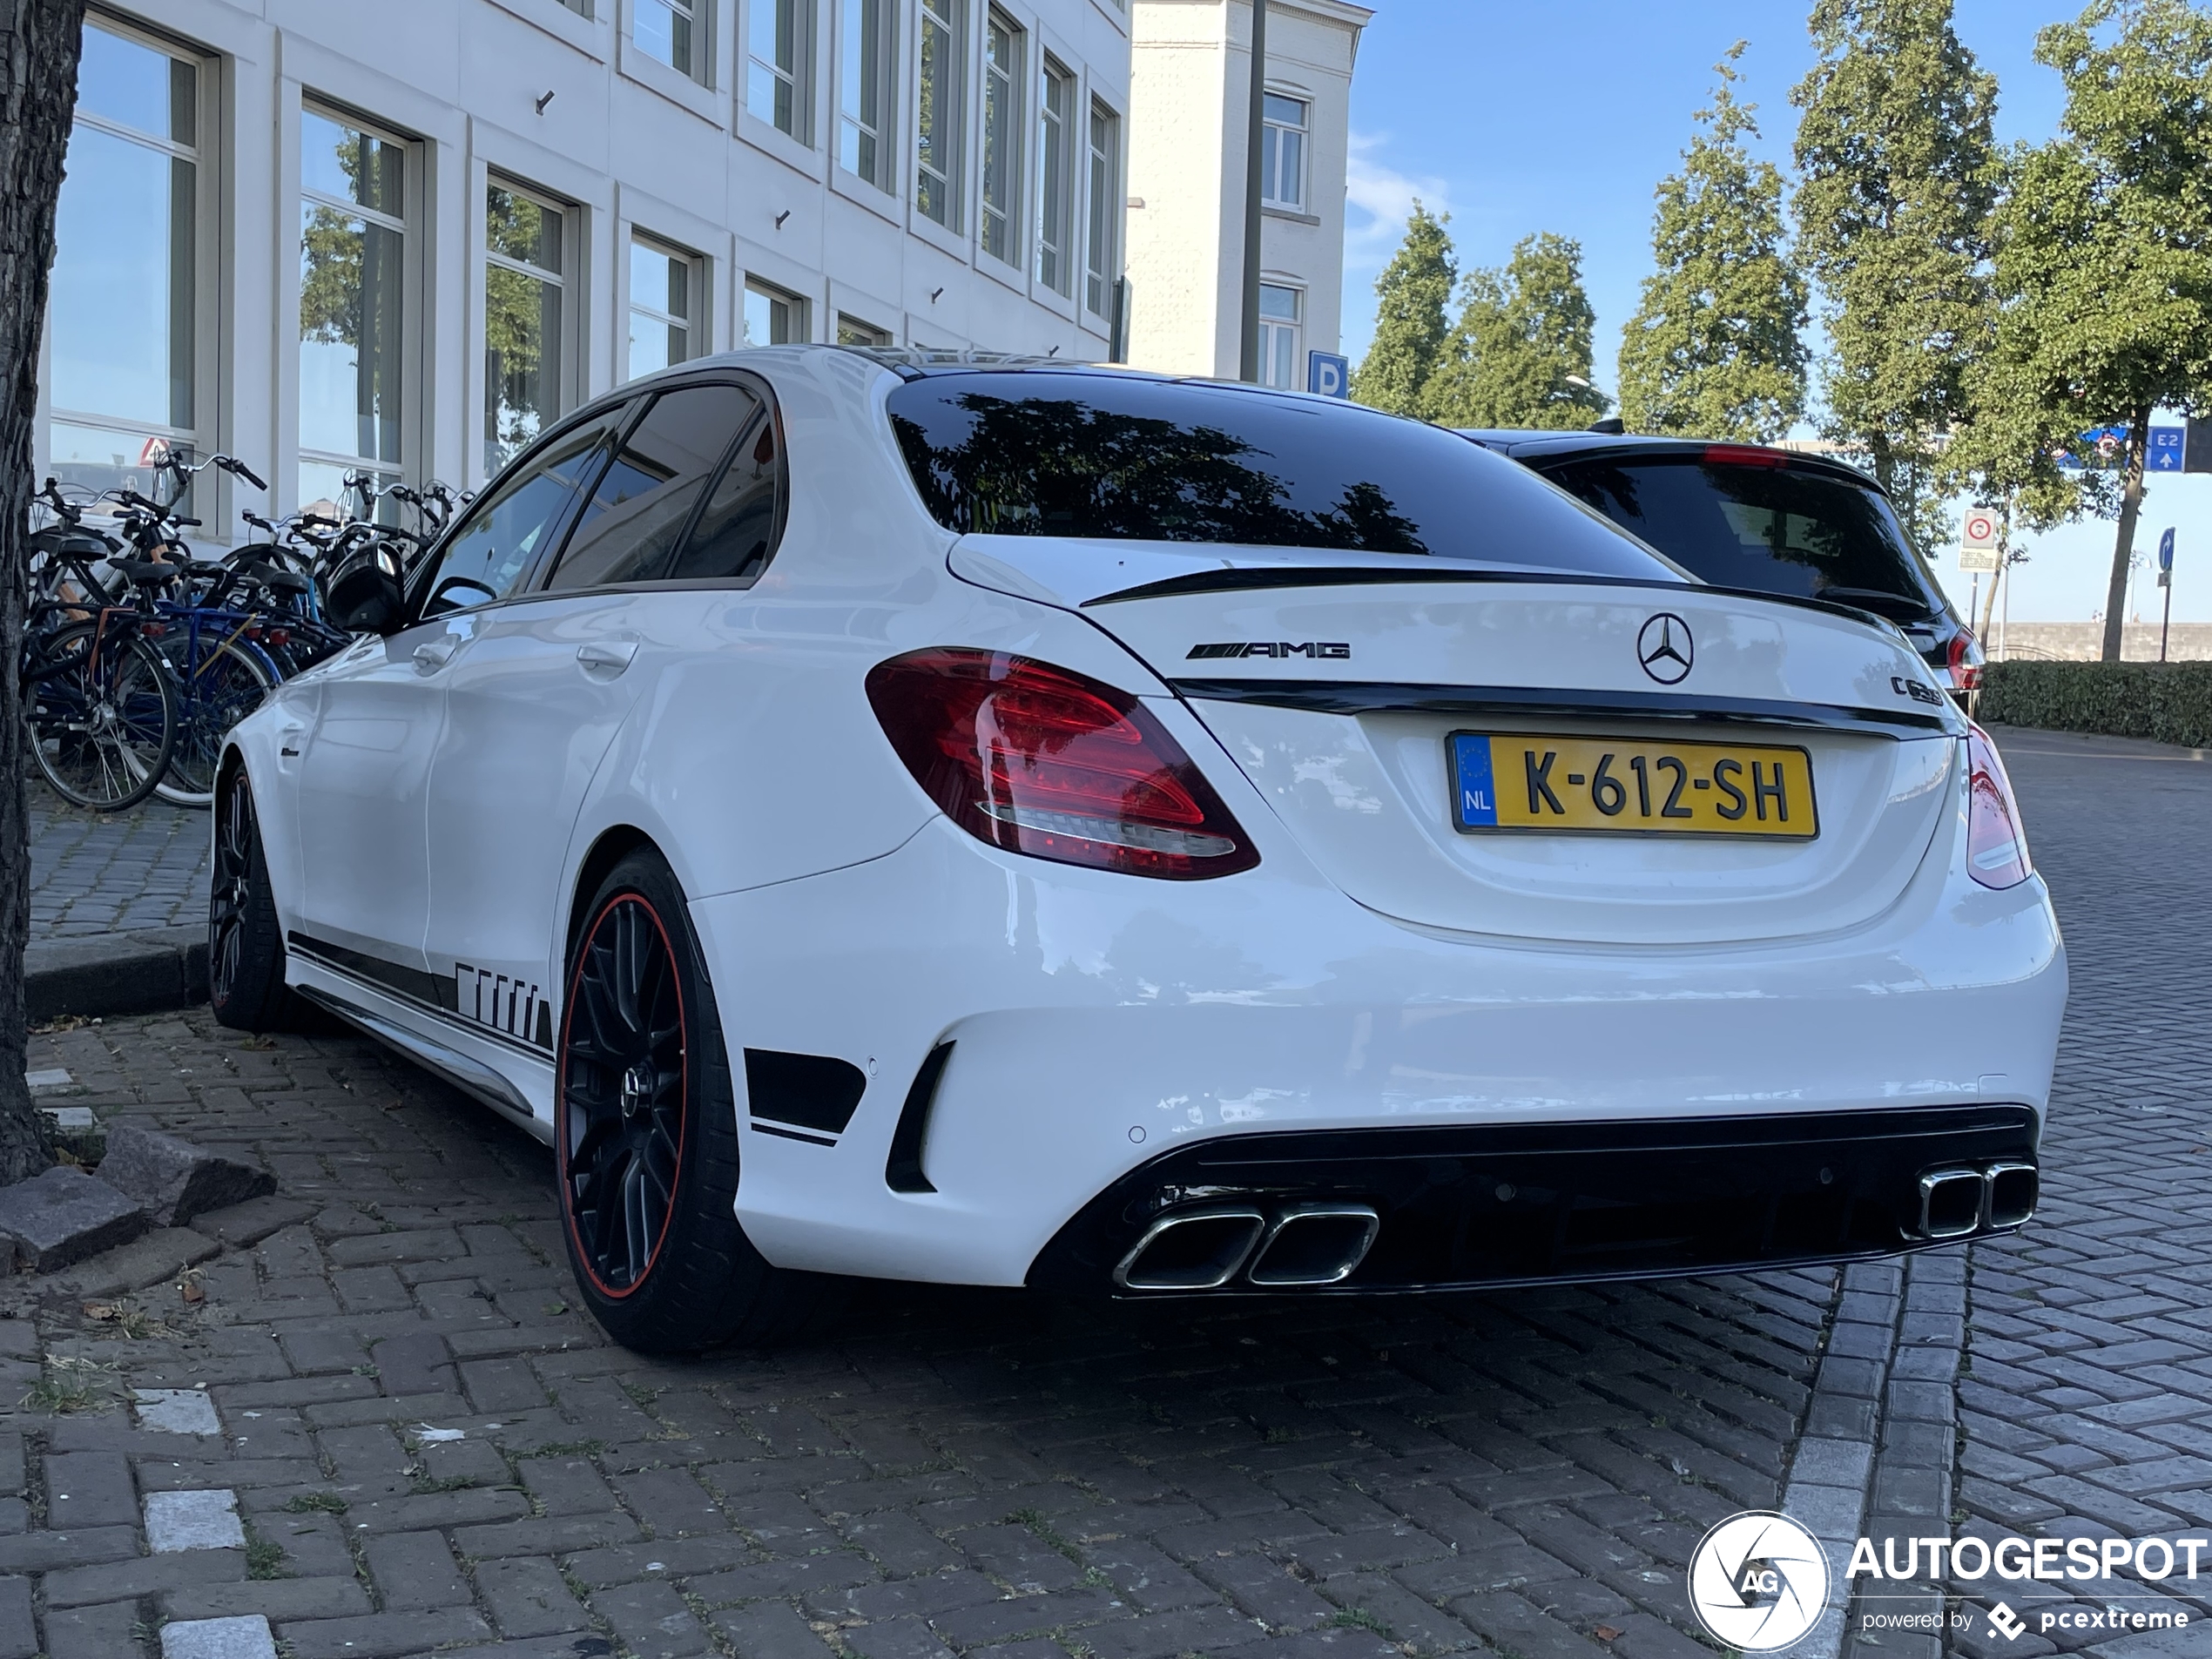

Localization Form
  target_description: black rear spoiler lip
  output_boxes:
[1080,563,1910,636]
[1168,679,1964,739]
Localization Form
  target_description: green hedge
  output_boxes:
[1979,659,2212,749]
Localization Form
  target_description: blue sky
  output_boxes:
[1339,0,2212,626]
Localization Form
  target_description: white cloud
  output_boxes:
[1339,132,1452,363]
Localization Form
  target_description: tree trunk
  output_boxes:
[2102,408,2153,664]
[0,0,87,1185]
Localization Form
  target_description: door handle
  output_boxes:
[577,642,637,674]
[412,638,458,674]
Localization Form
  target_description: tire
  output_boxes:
[154,634,280,806]
[208,765,296,1031]
[25,625,177,812]
[556,849,828,1353]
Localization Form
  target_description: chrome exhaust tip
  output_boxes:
[1246,1204,1380,1287]
[1983,1162,2038,1230]
[1919,1168,1985,1239]
[1114,1206,1266,1291]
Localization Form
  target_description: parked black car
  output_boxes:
[1459,428,1984,694]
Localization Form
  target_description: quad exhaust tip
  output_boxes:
[1114,1202,1381,1291]
[1919,1163,2038,1240]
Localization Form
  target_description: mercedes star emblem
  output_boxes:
[1637,613,1695,684]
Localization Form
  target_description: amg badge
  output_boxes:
[1185,641,1352,661]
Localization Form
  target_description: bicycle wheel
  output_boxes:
[152,631,280,806]
[25,625,178,812]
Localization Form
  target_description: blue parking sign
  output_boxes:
[1307,351,1349,399]
[2150,426,2187,471]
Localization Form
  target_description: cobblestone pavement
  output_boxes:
[28,783,210,940]
[3,1007,1851,1659]
[1838,730,2212,1659]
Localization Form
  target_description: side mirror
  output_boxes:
[325,551,404,635]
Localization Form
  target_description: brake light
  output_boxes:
[1965,724,2031,889]
[1702,444,1790,469]
[867,648,1259,880]
[1948,627,1985,692]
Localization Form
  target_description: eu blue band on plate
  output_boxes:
[1452,734,1498,828]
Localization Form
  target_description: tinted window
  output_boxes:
[1545,455,1943,617]
[669,410,781,581]
[546,383,760,591]
[886,371,1671,577]
[415,412,621,617]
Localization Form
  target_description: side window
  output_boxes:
[415,412,622,618]
[668,410,783,582]
[546,382,760,591]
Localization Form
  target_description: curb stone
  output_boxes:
[26,924,206,1022]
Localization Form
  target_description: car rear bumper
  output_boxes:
[692,817,2066,1289]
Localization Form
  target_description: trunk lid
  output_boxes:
[953,536,1963,946]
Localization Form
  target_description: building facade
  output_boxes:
[1122,0,1366,390]
[42,0,1134,526]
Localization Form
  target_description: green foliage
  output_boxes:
[1791,0,2000,550]
[1420,233,1611,430]
[1350,203,1456,416]
[1959,0,2212,660]
[1617,44,1808,442]
[1982,660,2212,747]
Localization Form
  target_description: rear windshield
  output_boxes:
[1542,454,1944,617]
[886,372,1676,580]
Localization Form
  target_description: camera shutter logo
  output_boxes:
[1687,1511,1830,1651]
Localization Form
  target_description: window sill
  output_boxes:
[617,34,724,125]
[1263,205,1322,226]
[738,109,827,184]
[907,206,972,265]
[482,0,610,61]
[828,165,903,226]
[979,248,1028,297]
[1088,0,1131,36]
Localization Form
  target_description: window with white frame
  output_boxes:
[560,0,591,15]
[298,106,410,516]
[915,0,966,229]
[484,179,571,475]
[628,236,700,381]
[838,0,894,187]
[837,314,892,347]
[1262,93,1307,211]
[48,20,205,502]
[980,12,1022,266]
[1084,98,1120,318]
[637,0,701,78]
[1035,58,1073,296]
[1259,282,1302,390]
[744,279,808,346]
[747,0,813,138]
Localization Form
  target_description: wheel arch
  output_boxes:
[563,825,664,968]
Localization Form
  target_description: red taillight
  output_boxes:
[867,648,1260,880]
[1703,443,1790,469]
[1948,627,1985,692]
[1966,724,2031,889]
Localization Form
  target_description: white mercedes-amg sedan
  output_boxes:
[209,347,2066,1352]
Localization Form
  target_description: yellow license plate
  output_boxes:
[1450,732,1818,839]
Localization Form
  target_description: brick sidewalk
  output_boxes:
[5,1007,1847,1659]
[28,784,210,941]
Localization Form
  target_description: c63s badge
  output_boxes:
[1185,641,1351,660]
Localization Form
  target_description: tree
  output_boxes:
[1617,43,1808,442]
[0,0,87,1185]
[1420,233,1611,430]
[1960,0,2212,662]
[1350,203,1455,417]
[1791,0,2000,552]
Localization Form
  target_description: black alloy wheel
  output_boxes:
[561,894,689,1295]
[554,849,831,1352]
[207,765,294,1031]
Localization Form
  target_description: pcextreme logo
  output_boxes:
[1688,1512,1830,1651]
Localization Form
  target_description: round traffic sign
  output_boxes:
[1964,511,1998,545]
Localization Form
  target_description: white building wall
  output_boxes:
[40,0,1134,531]
[1123,0,1364,385]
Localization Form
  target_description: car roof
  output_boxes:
[1456,427,1891,495]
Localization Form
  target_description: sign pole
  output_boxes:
[2161,571,2173,663]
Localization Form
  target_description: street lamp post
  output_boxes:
[1238,0,1268,383]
